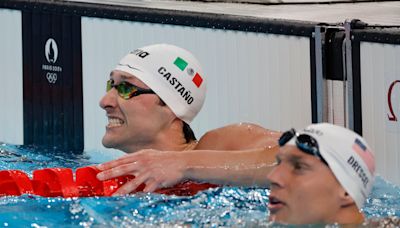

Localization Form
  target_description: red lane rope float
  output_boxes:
[0,170,34,196]
[75,166,138,197]
[0,166,217,197]
[33,168,79,197]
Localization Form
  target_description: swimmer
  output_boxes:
[96,44,280,194]
[267,123,376,225]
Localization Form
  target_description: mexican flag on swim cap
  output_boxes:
[296,123,376,209]
[114,44,207,124]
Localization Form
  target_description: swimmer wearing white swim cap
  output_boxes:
[267,123,375,225]
[100,44,206,152]
[97,44,280,195]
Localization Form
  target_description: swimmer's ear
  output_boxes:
[339,191,355,207]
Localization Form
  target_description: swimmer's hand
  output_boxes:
[96,149,187,195]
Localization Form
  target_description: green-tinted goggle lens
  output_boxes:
[106,79,155,100]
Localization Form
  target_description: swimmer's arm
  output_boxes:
[97,123,280,193]
[185,123,280,187]
[182,147,278,187]
[196,123,281,151]
[97,147,278,195]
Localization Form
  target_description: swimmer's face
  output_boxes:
[99,70,175,153]
[266,145,347,224]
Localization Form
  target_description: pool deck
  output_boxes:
[66,0,400,25]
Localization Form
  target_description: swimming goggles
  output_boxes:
[106,79,155,100]
[278,129,328,166]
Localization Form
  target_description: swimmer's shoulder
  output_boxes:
[195,123,281,151]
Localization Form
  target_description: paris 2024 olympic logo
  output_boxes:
[42,38,62,84]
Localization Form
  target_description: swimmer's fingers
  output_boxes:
[96,154,140,171]
[142,168,183,193]
[142,177,176,193]
[112,172,150,196]
[97,163,140,181]
[97,149,158,171]
[143,180,161,193]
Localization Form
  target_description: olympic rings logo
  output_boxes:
[46,72,58,84]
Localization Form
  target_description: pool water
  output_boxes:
[0,143,399,227]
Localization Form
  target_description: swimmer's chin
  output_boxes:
[101,137,117,149]
[101,138,131,153]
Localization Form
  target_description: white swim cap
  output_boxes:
[114,44,206,124]
[289,123,375,209]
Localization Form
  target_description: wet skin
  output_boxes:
[100,70,177,153]
[267,145,354,224]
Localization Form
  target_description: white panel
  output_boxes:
[361,41,400,185]
[0,9,23,145]
[325,80,345,126]
[82,17,312,151]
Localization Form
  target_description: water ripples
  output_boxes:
[0,143,398,227]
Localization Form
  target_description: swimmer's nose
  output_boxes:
[266,164,285,189]
[99,88,118,110]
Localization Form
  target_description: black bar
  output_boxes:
[1,0,315,37]
[325,30,345,81]
[22,9,83,151]
[351,39,362,135]
[310,36,318,123]
[352,28,400,45]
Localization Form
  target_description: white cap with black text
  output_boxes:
[297,123,375,209]
[115,44,206,124]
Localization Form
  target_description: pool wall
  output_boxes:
[0,0,399,185]
[358,38,400,186]
[81,18,313,151]
[0,9,23,145]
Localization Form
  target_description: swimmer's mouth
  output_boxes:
[268,196,285,213]
[107,117,124,127]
